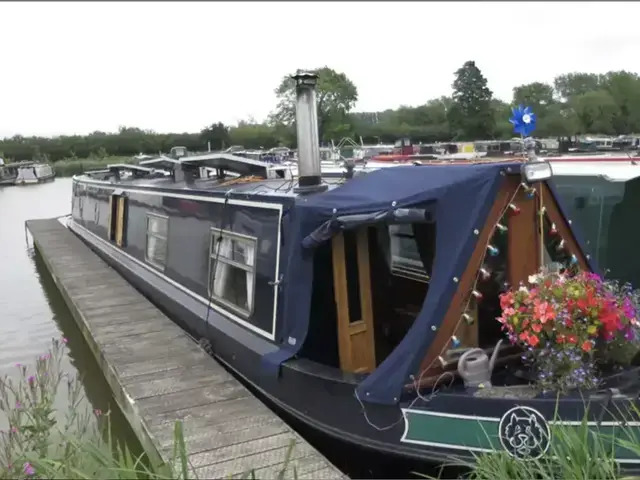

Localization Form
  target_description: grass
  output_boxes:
[419,404,640,480]
[0,338,297,479]
[53,157,135,177]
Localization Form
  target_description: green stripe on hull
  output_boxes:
[401,409,640,463]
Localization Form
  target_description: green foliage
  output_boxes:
[4,63,640,163]
[448,61,495,140]
[0,339,295,479]
[269,66,359,142]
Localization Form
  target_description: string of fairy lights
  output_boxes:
[357,153,584,429]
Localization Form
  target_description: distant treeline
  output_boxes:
[3,64,640,162]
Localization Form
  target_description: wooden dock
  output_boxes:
[26,218,346,480]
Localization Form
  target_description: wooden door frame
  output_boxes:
[414,176,521,378]
[407,177,590,390]
[332,228,377,374]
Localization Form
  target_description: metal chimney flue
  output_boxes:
[293,72,327,194]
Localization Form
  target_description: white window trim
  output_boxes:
[145,213,169,270]
[208,228,258,319]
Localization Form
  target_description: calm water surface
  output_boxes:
[0,178,138,447]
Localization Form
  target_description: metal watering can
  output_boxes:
[457,339,504,388]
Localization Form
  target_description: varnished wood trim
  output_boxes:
[115,196,126,247]
[107,195,114,241]
[413,175,520,383]
[540,183,589,270]
[332,229,377,374]
[508,185,539,286]
[332,233,352,372]
[356,228,376,371]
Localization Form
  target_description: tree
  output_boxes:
[600,71,640,134]
[269,67,358,142]
[512,82,556,121]
[448,61,495,139]
[200,122,230,151]
[571,90,619,135]
[553,73,601,101]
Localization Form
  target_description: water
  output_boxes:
[0,178,139,447]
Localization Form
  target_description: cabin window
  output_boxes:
[208,229,257,316]
[553,175,640,287]
[343,231,363,323]
[389,224,431,282]
[552,176,624,272]
[145,214,169,269]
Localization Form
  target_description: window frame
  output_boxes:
[144,212,169,270]
[207,227,258,319]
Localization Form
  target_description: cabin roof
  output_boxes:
[138,156,180,171]
[108,163,156,173]
[298,161,522,213]
[180,152,288,177]
[548,159,640,182]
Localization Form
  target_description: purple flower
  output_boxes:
[27,376,35,384]
[15,402,21,409]
[23,462,35,476]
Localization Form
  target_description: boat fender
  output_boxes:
[457,339,503,389]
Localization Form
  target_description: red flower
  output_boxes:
[582,341,593,353]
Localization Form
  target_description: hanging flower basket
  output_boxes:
[497,269,640,393]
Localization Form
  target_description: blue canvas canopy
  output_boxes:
[263,162,513,404]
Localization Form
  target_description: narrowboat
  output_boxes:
[67,73,640,467]
[0,161,18,186]
[13,161,55,185]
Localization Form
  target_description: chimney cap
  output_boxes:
[292,71,318,87]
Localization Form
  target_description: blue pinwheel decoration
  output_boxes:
[509,105,537,137]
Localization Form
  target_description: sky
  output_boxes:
[2,1,639,138]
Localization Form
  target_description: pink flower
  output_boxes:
[23,462,35,476]
[62,337,68,344]
[94,409,102,416]
[15,402,21,409]
[10,427,17,434]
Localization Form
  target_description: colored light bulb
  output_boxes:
[495,223,508,233]
[487,245,499,256]
[472,290,483,301]
[462,313,474,325]
[479,267,491,280]
[549,223,558,235]
[508,203,520,215]
[451,336,461,348]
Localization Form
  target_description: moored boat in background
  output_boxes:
[13,161,55,185]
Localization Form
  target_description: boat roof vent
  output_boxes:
[180,152,286,179]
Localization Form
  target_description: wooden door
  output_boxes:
[115,196,126,247]
[332,229,376,374]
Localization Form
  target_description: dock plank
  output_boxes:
[26,218,345,479]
